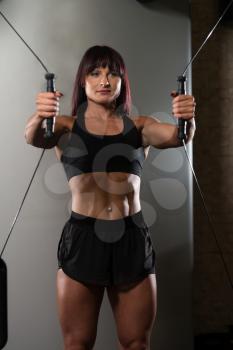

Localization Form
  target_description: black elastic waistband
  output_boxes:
[69,210,147,231]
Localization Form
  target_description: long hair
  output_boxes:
[71,45,131,117]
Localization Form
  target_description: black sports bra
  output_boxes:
[60,113,145,181]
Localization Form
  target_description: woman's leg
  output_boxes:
[57,268,105,350]
[106,274,157,350]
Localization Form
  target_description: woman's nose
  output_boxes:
[100,76,110,86]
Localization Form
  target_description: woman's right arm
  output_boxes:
[24,91,64,148]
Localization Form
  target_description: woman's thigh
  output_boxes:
[56,268,105,348]
[106,274,157,349]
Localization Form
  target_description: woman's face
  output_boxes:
[84,65,122,107]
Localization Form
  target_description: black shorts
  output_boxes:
[57,210,156,286]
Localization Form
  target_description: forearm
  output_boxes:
[24,113,43,144]
[24,113,53,148]
[169,118,196,147]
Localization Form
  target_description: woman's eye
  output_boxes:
[110,71,118,76]
[90,71,99,76]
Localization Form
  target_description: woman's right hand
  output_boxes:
[35,91,63,118]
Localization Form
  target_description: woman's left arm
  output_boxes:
[141,93,196,148]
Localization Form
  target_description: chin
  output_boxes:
[95,97,115,105]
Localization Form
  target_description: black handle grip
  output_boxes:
[0,258,7,349]
[44,73,55,139]
[177,75,187,142]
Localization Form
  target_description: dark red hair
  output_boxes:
[71,45,131,117]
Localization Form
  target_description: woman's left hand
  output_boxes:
[171,91,196,120]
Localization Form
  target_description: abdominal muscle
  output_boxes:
[68,171,141,219]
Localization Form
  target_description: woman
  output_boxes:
[24,45,196,350]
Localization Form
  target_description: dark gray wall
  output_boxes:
[192,0,233,335]
[0,0,192,349]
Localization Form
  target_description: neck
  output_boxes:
[85,99,118,120]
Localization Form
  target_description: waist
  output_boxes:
[69,210,147,231]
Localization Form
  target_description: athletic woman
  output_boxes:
[24,45,196,350]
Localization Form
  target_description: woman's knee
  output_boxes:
[63,331,96,350]
[119,336,150,350]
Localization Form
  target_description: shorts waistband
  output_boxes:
[69,210,147,230]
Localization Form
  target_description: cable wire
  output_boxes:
[182,0,233,76]
[182,140,233,291]
[0,10,49,257]
[0,10,49,72]
[179,0,233,292]
[0,149,46,258]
